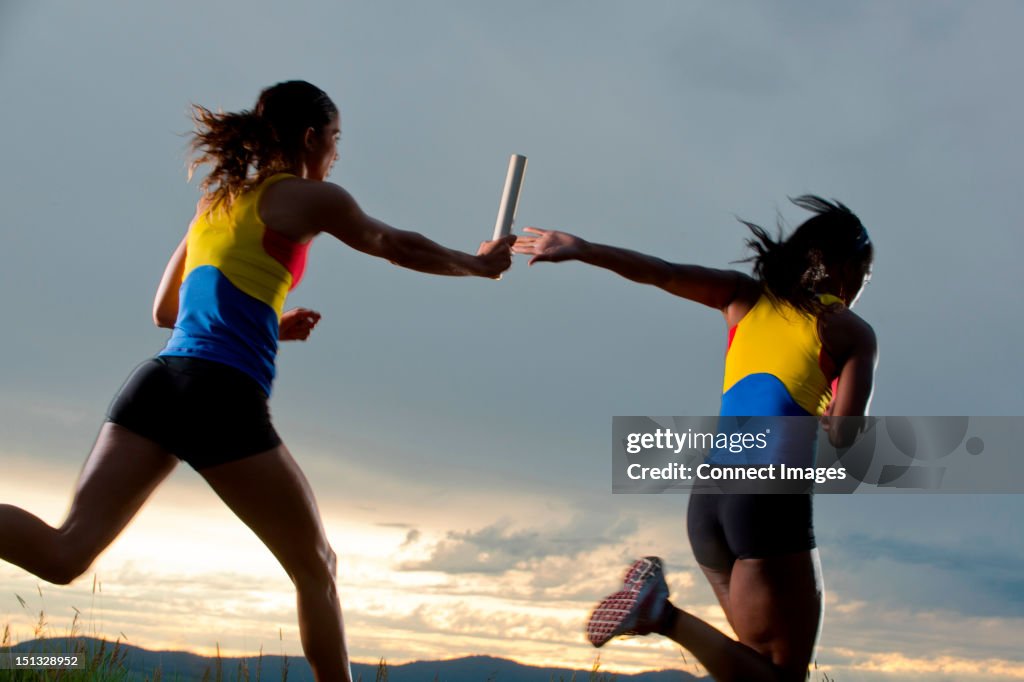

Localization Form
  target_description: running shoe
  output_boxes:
[586,556,670,647]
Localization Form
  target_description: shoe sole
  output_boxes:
[586,557,664,648]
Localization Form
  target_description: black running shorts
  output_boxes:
[686,492,816,570]
[106,356,282,470]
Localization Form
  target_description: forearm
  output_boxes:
[517,227,745,309]
[824,328,877,448]
[574,241,743,309]
[575,241,674,287]
[382,229,484,277]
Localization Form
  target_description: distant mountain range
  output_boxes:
[2,637,704,681]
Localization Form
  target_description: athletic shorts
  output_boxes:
[106,356,282,470]
[686,492,816,570]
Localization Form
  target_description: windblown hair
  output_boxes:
[740,195,872,315]
[188,80,337,207]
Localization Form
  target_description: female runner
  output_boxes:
[0,80,514,682]
[513,196,876,681]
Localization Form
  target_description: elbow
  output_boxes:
[153,307,176,329]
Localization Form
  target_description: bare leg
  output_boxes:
[660,551,823,682]
[700,563,736,632]
[198,445,351,682]
[0,423,177,584]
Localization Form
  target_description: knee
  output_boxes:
[42,546,95,586]
[45,568,81,586]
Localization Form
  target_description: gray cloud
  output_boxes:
[399,514,638,575]
[401,529,421,548]
[825,532,1024,619]
[374,522,416,530]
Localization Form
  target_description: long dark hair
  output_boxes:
[740,195,872,315]
[188,80,338,207]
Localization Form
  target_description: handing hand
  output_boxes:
[475,234,517,279]
[511,227,587,265]
[279,307,322,341]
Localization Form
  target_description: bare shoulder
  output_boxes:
[820,305,877,360]
[263,176,353,204]
[260,179,361,241]
[723,273,762,326]
[823,306,875,340]
[732,273,762,306]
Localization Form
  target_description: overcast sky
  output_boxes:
[1,1,1022,680]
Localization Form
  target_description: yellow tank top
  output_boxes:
[721,294,841,417]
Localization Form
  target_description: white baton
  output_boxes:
[492,154,527,240]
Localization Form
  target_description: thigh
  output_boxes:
[197,444,334,580]
[729,549,824,678]
[688,494,739,625]
[698,563,736,631]
[698,493,821,676]
[63,423,178,550]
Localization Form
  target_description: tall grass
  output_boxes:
[0,579,130,681]
[2,583,840,682]
[0,582,299,682]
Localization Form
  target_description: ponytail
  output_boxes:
[188,106,275,207]
[187,81,338,208]
[740,195,871,315]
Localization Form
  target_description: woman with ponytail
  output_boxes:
[0,80,514,682]
[513,197,876,681]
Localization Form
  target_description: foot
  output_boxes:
[586,556,670,647]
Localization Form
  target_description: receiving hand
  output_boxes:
[511,227,587,265]
[279,307,322,341]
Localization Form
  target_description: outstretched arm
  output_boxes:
[512,227,754,311]
[340,210,515,278]
[278,180,514,278]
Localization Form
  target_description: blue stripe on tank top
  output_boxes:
[159,266,278,396]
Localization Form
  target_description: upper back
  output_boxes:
[722,293,840,416]
[186,173,311,316]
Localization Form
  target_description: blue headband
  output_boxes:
[853,226,871,253]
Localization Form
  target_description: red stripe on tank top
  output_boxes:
[262,229,311,290]
[817,347,839,384]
